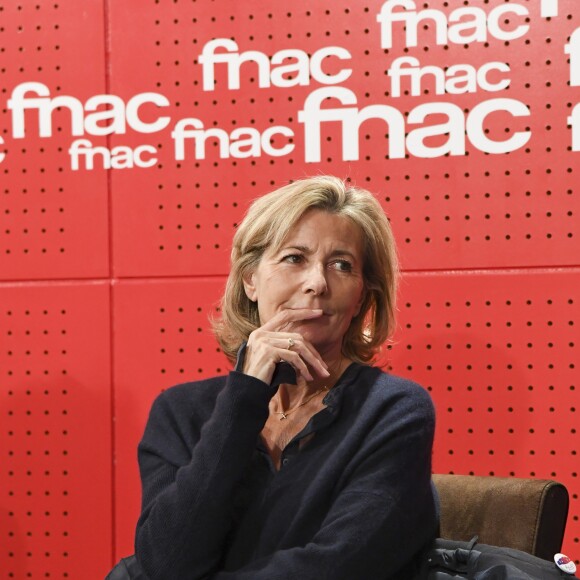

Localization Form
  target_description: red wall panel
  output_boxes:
[106,0,578,277]
[0,0,110,281]
[0,282,112,579]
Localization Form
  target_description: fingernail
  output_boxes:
[323,368,331,377]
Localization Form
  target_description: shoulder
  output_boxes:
[157,375,228,407]
[374,370,433,407]
[149,376,226,430]
[343,365,435,428]
[351,364,432,406]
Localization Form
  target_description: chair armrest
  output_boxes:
[432,474,569,560]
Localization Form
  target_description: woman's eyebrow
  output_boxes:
[279,244,312,253]
[329,249,358,260]
[280,245,358,260]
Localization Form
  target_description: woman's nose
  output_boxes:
[302,264,328,295]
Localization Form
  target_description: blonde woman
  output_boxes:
[134,176,437,579]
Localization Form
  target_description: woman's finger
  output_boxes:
[274,334,329,378]
[277,349,316,382]
[243,337,315,383]
[261,310,330,376]
[242,308,332,384]
[260,308,324,332]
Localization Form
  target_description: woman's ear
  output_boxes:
[242,271,258,303]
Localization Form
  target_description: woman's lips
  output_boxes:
[288,307,331,316]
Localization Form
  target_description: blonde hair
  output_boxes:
[212,176,399,364]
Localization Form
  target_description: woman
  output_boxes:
[134,176,438,579]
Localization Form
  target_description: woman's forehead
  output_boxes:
[272,210,363,253]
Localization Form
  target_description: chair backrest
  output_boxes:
[432,474,569,561]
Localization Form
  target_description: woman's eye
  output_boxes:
[282,254,303,264]
[332,260,353,272]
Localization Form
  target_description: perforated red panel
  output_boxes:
[1,0,579,574]
[112,278,227,557]
[106,0,578,276]
[0,282,112,579]
[0,1,109,281]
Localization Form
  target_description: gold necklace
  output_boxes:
[273,385,329,421]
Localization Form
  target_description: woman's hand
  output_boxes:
[242,309,330,385]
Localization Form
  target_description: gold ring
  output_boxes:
[287,337,295,350]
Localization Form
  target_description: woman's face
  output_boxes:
[243,210,365,358]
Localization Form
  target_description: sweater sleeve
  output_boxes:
[134,371,275,580]
[210,384,437,580]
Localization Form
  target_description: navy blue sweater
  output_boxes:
[135,363,437,579]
